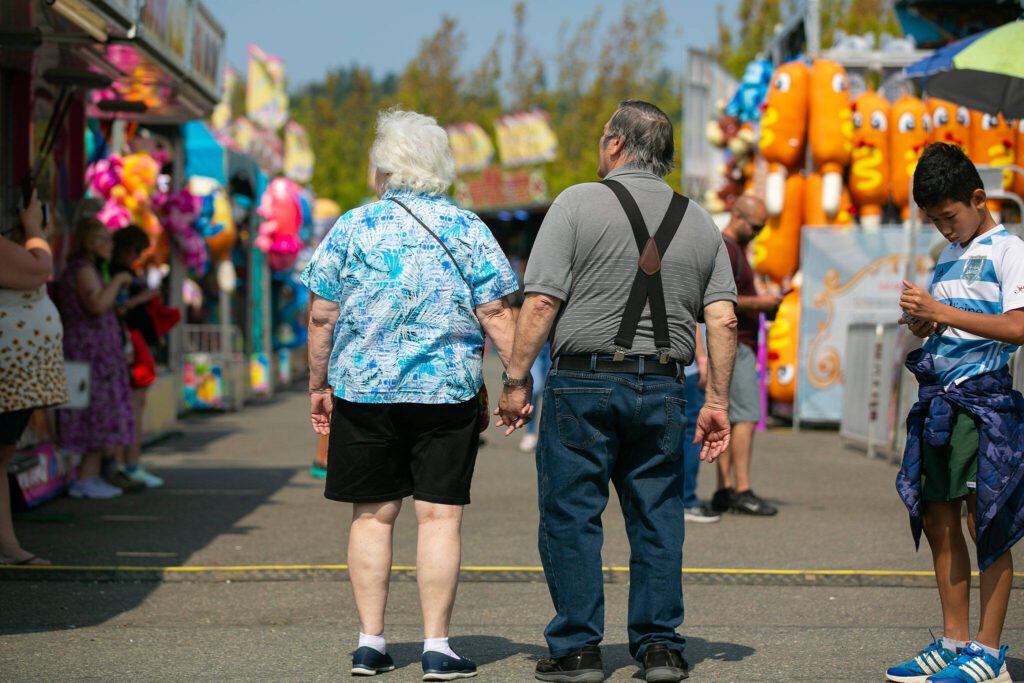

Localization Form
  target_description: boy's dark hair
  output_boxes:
[912,142,983,209]
[112,224,150,254]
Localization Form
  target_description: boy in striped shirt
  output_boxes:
[887,143,1024,683]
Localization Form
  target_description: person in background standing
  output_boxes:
[0,192,67,564]
[54,218,136,499]
[711,196,781,517]
[110,225,164,488]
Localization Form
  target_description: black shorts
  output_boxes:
[0,409,33,446]
[326,397,480,505]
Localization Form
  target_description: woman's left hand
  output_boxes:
[310,389,333,435]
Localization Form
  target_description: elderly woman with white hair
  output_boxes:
[302,109,520,679]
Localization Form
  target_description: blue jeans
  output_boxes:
[526,342,552,435]
[682,370,705,509]
[536,364,688,660]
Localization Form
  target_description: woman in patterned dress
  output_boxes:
[0,192,67,565]
[53,218,135,499]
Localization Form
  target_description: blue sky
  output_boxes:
[203,0,741,91]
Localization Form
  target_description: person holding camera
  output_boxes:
[53,218,136,499]
[0,191,67,564]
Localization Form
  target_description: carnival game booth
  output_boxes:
[0,0,225,505]
[181,119,277,410]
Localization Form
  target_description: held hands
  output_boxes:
[309,389,333,435]
[898,314,938,339]
[694,404,731,463]
[495,384,535,437]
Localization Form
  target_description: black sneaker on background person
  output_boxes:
[732,489,778,516]
[710,487,735,513]
[683,503,721,524]
[535,644,605,682]
[641,643,688,682]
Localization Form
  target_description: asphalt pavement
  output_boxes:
[2,363,1022,682]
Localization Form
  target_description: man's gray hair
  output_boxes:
[605,100,674,177]
[371,108,456,196]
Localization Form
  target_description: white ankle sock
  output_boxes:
[972,641,1001,659]
[942,637,967,652]
[359,632,386,655]
[423,637,457,658]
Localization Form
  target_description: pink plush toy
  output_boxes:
[256,177,303,272]
[155,189,207,275]
[86,155,123,199]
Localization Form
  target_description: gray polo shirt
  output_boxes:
[524,165,737,365]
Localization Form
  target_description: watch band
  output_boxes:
[502,370,529,387]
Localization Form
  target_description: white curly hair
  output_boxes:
[371,108,456,196]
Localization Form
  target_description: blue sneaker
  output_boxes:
[927,642,1010,682]
[886,638,958,682]
[351,646,395,676]
[421,651,478,681]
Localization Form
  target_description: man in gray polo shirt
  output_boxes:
[497,100,738,683]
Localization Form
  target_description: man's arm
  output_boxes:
[496,292,562,435]
[736,293,783,313]
[694,299,738,463]
[703,300,738,409]
[506,292,561,379]
[307,294,340,435]
[476,296,517,367]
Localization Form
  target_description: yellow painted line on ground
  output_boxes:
[3,564,1023,578]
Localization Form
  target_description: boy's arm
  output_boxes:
[900,279,1024,345]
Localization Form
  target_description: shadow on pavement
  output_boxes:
[1,464,298,635]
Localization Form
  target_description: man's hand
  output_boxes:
[898,314,938,338]
[755,293,784,312]
[693,405,731,463]
[900,280,944,323]
[310,389,333,435]
[495,384,534,437]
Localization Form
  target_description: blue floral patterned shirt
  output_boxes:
[301,190,519,404]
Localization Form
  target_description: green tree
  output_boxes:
[714,0,902,78]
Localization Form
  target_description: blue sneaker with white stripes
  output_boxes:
[886,638,958,682]
[927,642,1010,682]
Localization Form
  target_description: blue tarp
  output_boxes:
[181,120,226,185]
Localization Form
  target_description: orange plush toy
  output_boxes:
[767,287,801,404]
[1015,119,1024,199]
[759,61,809,217]
[929,98,971,150]
[808,60,853,218]
[889,95,932,221]
[850,91,890,230]
[970,110,1014,189]
[754,173,804,282]
[803,172,827,226]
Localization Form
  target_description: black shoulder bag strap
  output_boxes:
[601,178,689,363]
[389,197,472,294]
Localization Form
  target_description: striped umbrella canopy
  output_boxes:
[905,21,1024,119]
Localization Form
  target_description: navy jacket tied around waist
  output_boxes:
[896,348,1024,571]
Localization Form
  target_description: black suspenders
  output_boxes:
[600,179,689,363]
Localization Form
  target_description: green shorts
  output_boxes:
[921,408,979,502]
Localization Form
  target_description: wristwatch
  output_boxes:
[501,370,529,387]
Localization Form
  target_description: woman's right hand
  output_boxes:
[115,271,134,288]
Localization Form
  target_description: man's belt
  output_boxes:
[555,353,681,378]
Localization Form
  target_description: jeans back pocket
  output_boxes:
[552,387,612,450]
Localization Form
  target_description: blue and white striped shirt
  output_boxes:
[923,226,1024,388]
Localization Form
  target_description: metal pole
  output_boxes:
[805,0,821,59]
